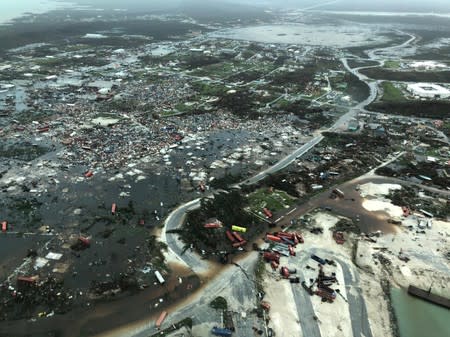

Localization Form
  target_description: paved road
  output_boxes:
[150,28,423,337]
[292,268,322,337]
[243,135,325,185]
[294,249,373,337]
[129,253,259,337]
[334,256,373,337]
[161,198,208,274]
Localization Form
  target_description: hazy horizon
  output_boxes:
[2,0,450,25]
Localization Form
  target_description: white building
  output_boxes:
[407,83,450,99]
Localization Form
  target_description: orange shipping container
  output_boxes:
[266,234,282,243]
[156,311,168,328]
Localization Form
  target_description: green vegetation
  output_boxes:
[384,60,401,69]
[189,60,240,78]
[192,81,227,96]
[181,190,262,254]
[248,188,296,213]
[210,296,228,310]
[381,82,406,102]
[368,101,450,119]
[361,68,450,83]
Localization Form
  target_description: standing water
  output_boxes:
[390,287,449,337]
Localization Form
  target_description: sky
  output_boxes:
[1,0,450,25]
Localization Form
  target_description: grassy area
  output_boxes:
[190,61,240,78]
[384,60,401,69]
[247,188,296,213]
[192,81,227,96]
[160,110,178,117]
[381,82,406,102]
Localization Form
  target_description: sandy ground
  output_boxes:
[260,182,449,337]
[356,218,450,298]
[309,261,351,337]
[263,270,302,337]
[261,211,356,337]
[360,182,403,218]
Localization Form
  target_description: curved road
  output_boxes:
[153,29,421,337]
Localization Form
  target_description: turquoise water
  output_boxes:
[0,0,75,25]
[390,287,450,337]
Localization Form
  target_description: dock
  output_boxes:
[407,285,450,309]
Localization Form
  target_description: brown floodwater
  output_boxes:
[275,175,400,234]
[0,176,400,337]
[0,262,202,337]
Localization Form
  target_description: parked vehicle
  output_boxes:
[211,327,232,337]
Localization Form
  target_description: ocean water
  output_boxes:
[0,0,75,25]
[390,287,449,337]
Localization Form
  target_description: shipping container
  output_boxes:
[232,240,246,248]
[232,232,244,242]
[311,254,326,265]
[265,234,282,243]
[231,225,246,233]
[155,270,165,285]
[263,251,280,263]
[111,203,117,215]
[204,223,222,229]
[263,208,273,218]
[1,221,7,233]
[155,311,167,328]
[226,230,236,243]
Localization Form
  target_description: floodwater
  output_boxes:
[391,287,449,337]
[211,24,388,47]
[277,176,401,234]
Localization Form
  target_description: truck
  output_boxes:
[332,188,345,198]
[211,327,232,337]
